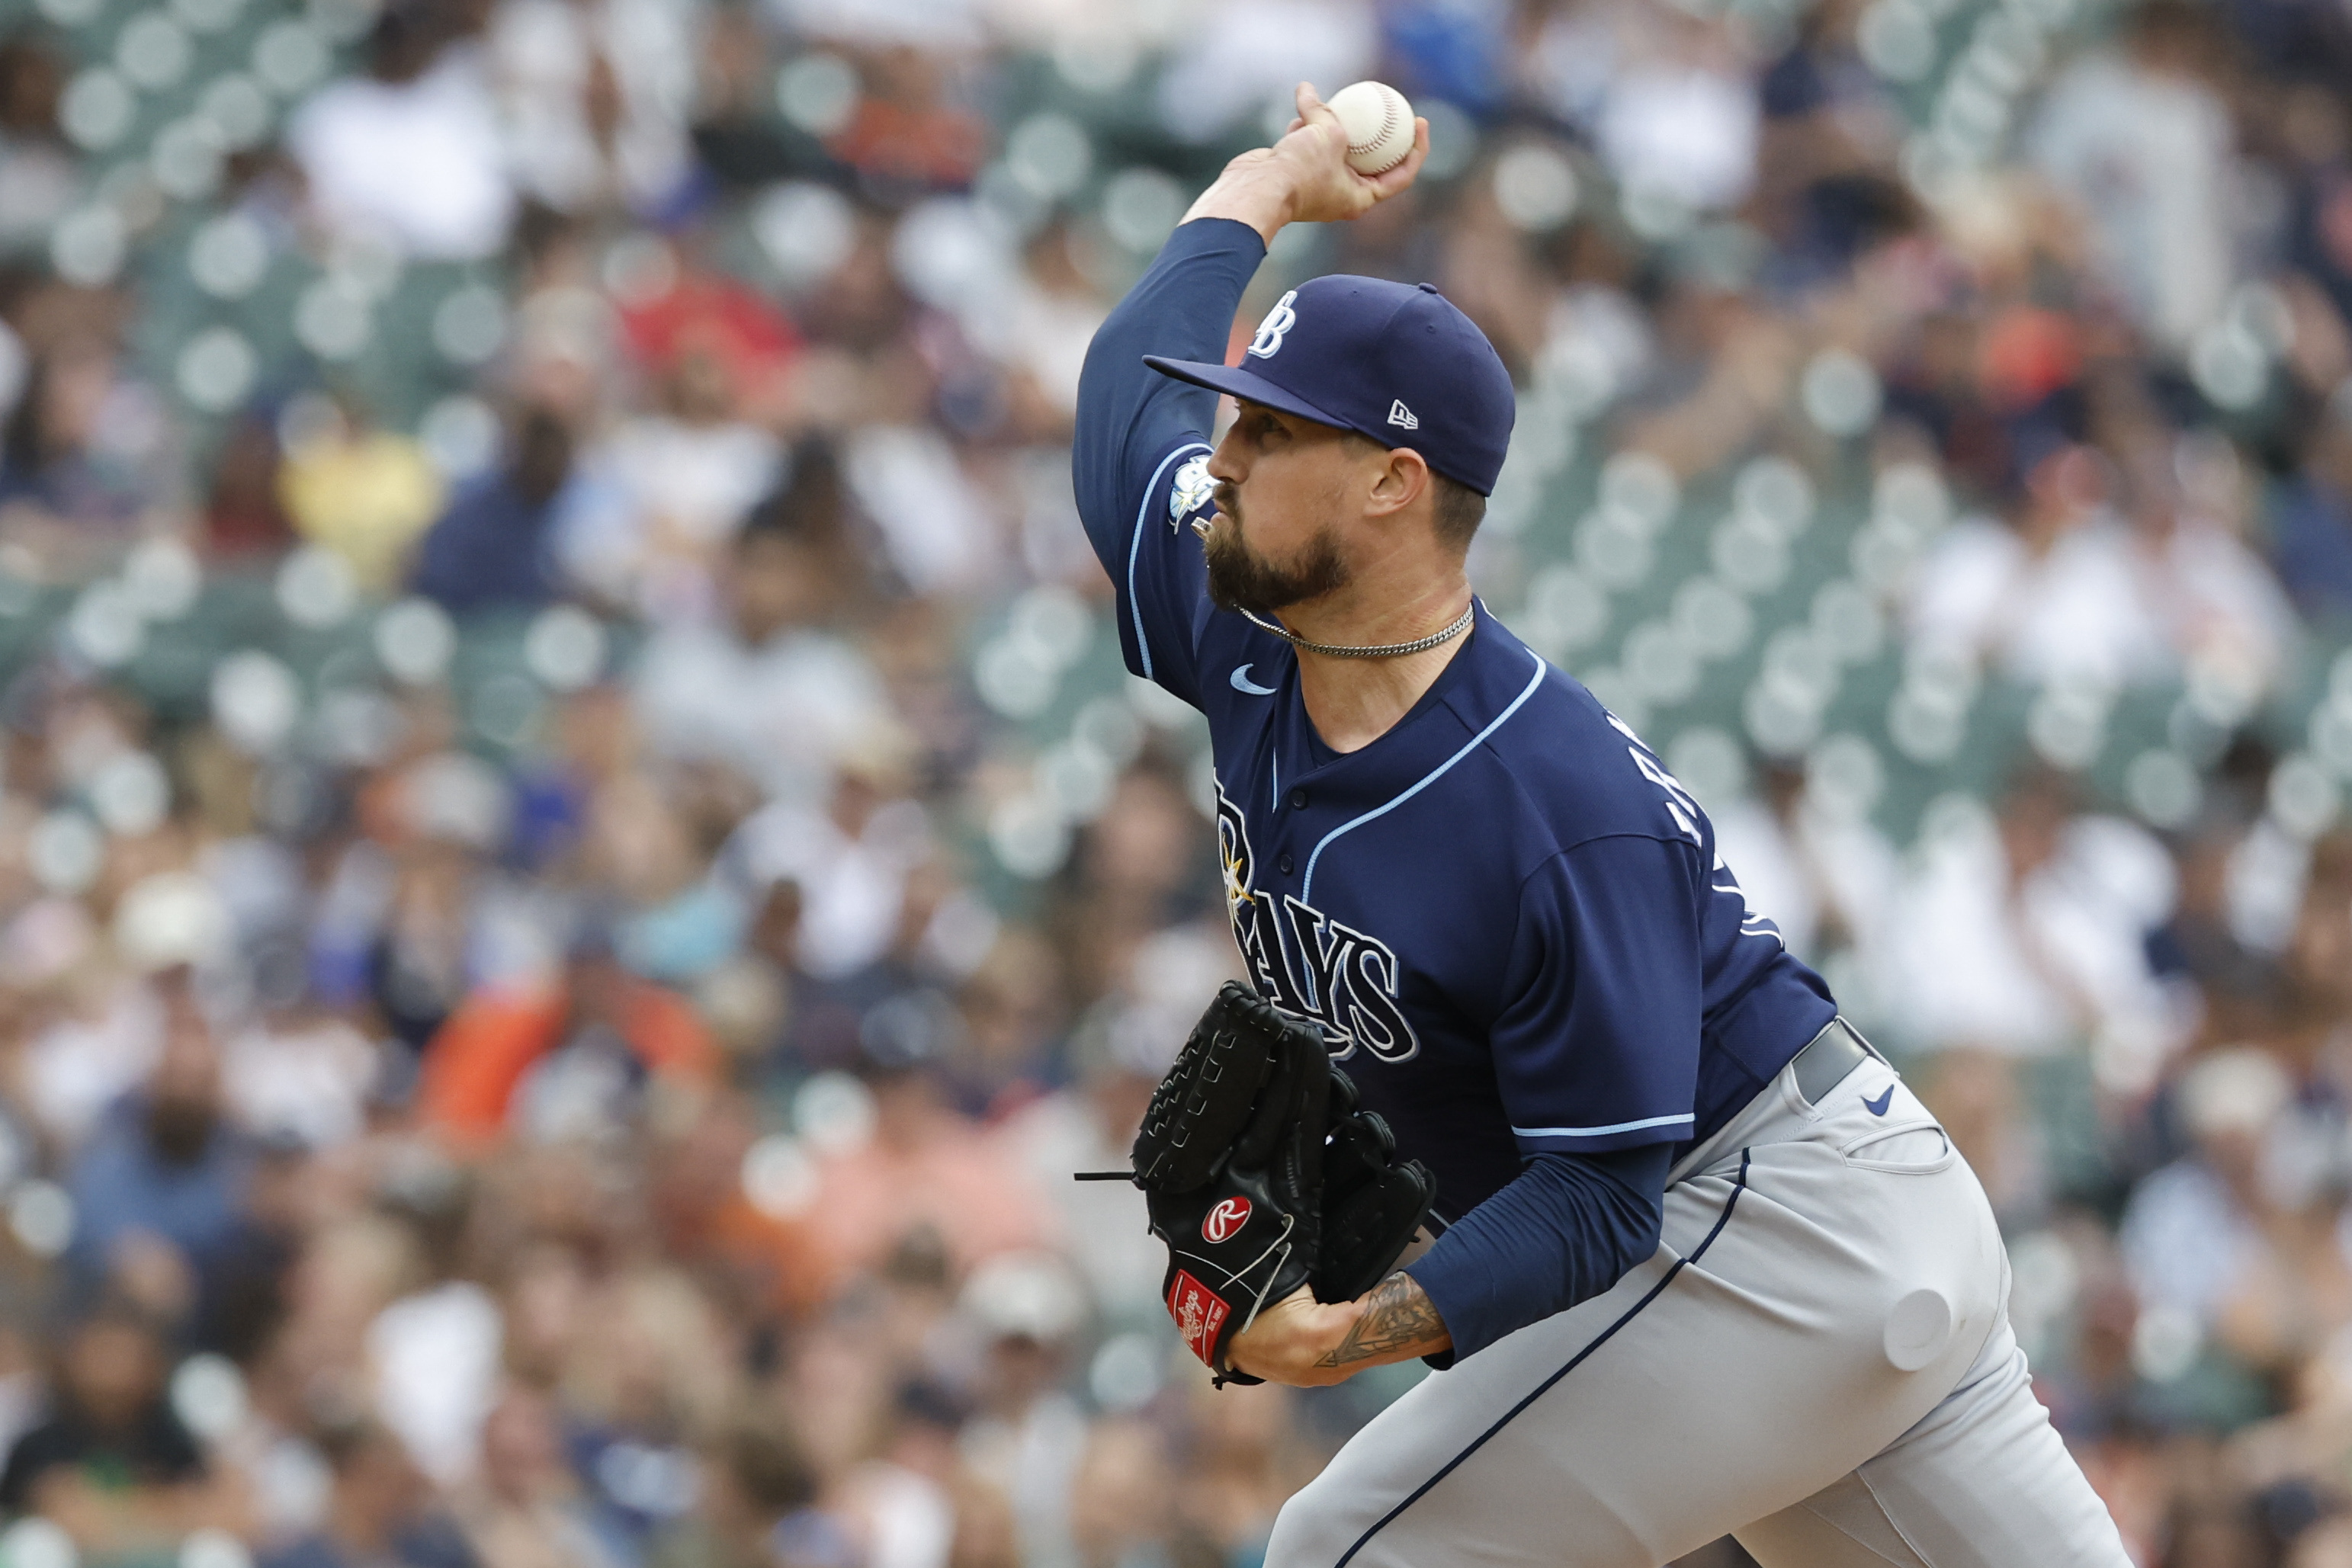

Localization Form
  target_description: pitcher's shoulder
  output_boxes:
[1451,625,1696,848]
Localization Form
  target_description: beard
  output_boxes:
[1202,484,1351,614]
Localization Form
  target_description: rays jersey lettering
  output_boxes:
[1216,781,1420,1063]
[1606,712,1785,951]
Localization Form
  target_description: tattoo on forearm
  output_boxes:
[1316,1273,1450,1368]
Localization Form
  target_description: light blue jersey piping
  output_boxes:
[1298,645,1548,905]
[1127,441,1211,681]
[1510,1112,1695,1139]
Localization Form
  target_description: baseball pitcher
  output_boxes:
[1070,83,2133,1568]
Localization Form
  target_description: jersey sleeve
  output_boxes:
[1490,836,1709,1156]
[1071,216,1266,708]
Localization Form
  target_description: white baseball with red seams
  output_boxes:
[1327,82,1414,176]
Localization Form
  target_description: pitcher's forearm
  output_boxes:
[1316,1271,1454,1368]
[1227,1274,1453,1386]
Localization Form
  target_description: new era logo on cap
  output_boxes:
[1142,274,1516,495]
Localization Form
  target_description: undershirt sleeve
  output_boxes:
[1404,1143,1670,1362]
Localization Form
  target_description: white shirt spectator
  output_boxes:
[1596,63,1759,213]
[1908,513,2175,688]
[2139,511,2299,696]
[1152,0,1376,143]
[770,0,987,48]
[368,1279,504,1487]
[486,0,698,215]
[841,425,1001,596]
[1882,806,2181,1069]
[725,797,931,979]
[290,48,514,260]
[2030,54,2235,352]
[223,1018,380,1150]
[566,418,784,622]
[634,625,893,806]
[1909,509,2294,692]
[24,982,162,1147]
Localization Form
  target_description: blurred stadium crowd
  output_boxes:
[5,0,2352,1560]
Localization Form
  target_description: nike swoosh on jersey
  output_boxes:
[1863,1085,1895,1117]
[1230,665,1278,696]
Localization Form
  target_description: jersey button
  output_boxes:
[1288,789,1308,810]
[1277,853,1295,876]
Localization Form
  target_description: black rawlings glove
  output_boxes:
[1133,983,1330,1380]
[1313,1066,1437,1304]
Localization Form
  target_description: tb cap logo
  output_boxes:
[1247,290,1298,358]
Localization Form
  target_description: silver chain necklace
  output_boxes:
[1240,601,1475,659]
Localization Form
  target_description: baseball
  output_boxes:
[1327,81,1415,176]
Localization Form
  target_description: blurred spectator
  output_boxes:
[1908,442,2178,688]
[648,1415,816,1568]
[1593,12,1761,219]
[0,1304,245,1552]
[417,926,716,1142]
[261,1419,476,1568]
[955,1255,1087,1568]
[570,353,785,623]
[722,734,937,990]
[634,491,895,806]
[1705,758,1899,970]
[2271,395,2352,620]
[0,330,158,559]
[2113,1040,2352,1416]
[278,398,448,591]
[485,0,698,220]
[1882,768,2183,1079]
[2030,0,2238,351]
[1063,1420,1174,1568]
[457,1387,629,1568]
[289,5,515,261]
[65,978,254,1326]
[777,1008,1054,1305]
[1003,977,1195,1323]
[0,34,74,251]
[368,1168,502,1491]
[409,406,589,614]
[206,415,300,560]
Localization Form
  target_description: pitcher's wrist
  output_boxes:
[1182,160,1298,246]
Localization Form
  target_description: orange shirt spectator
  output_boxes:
[419,950,715,1141]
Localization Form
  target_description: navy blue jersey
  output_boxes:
[1074,219,1837,1220]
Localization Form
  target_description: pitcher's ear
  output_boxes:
[1365,446,1432,518]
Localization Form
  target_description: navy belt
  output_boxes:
[1790,1016,1882,1107]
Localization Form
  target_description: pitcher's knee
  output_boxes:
[1264,1470,1369,1568]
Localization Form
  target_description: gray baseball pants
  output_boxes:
[1267,1042,2132,1567]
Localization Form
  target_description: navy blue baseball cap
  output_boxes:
[1144,275,1516,495]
